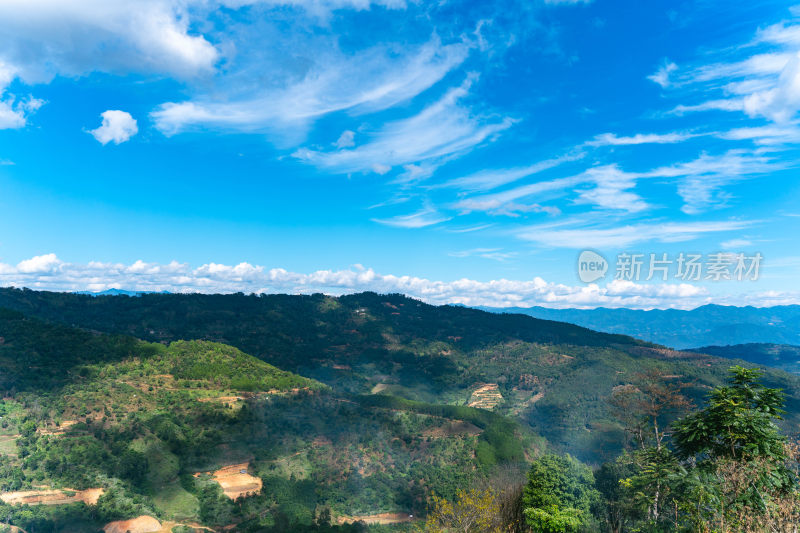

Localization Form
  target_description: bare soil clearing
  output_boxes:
[0,487,103,506]
[195,462,262,500]
[36,420,77,436]
[468,383,504,410]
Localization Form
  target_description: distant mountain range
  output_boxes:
[689,343,800,375]
[479,304,800,350]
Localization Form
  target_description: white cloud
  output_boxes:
[721,238,753,249]
[453,147,786,219]
[2,253,796,310]
[574,165,649,213]
[648,61,677,88]
[516,220,752,249]
[644,150,784,214]
[89,110,138,145]
[294,78,513,175]
[448,248,517,261]
[454,175,583,214]
[152,39,469,137]
[454,164,648,215]
[0,95,43,129]
[717,123,800,145]
[372,205,451,228]
[335,130,356,148]
[586,131,699,146]
[439,152,583,192]
[0,1,220,83]
[543,0,593,5]
[16,253,62,274]
[658,22,800,123]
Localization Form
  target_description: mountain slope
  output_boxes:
[2,288,800,466]
[0,308,534,531]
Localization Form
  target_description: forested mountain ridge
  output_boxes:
[1,288,800,465]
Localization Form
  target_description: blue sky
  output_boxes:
[1,0,799,308]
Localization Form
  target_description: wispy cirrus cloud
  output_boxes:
[515,219,753,249]
[438,151,583,192]
[371,204,451,228]
[448,248,518,261]
[453,149,785,218]
[453,164,649,215]
[152,38,470,138]
[655,18,800,123]
[585,131,701,146]
[293,77,514,175]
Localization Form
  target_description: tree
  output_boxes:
[595,453,641,533]
[610,369,691,451]
[672,366,799,529]
[673,366,786,462]
[522,454,600,533]
[420,487,509,533]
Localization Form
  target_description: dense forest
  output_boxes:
[0,289,798,531]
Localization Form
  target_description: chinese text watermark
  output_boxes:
[578,251,762,283]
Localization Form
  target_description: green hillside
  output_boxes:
[0,308,537,532]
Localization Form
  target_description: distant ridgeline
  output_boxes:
[0,288,799,530]
[479,304,800,349]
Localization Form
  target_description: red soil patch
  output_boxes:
[196,463,262,500]
[1,487,104,506]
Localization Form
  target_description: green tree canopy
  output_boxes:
[522,454,599,533]
[673,366,786,462]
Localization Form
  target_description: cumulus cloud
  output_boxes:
[15,253,62,274]
[0,1,219,84]
[89,110,138,145]
[0,94,43,129]
[0,253,795,310]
